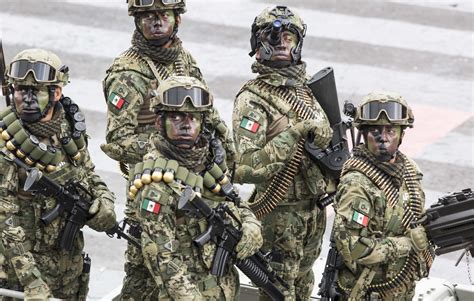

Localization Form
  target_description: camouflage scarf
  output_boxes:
[131,30,182,65]
[251,61,307,85]
[352,145,406,188]
[25,103,64,138]
[153,134,208,171]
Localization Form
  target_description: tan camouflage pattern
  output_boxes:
[102,45,235,299]
[333,158,425,300]
[130,148,260,300]
[128,0,186,16]
[253,6,306,34]
[232,73,331,301]
[7,49,69,87]
[0,110,115,300]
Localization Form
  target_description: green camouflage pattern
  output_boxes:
[7,49,69,87]
[0,110,115,300]
[232,73,331,301]
[253,6,306,34]
[130,149,260,300]
[127,0,186,16]
[103,46,236,299]
[333,158,425,300]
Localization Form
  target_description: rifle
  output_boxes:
[318,227,343,301]
[2,151,139,250]
[106,219,141,248]
[420,188,474,257]
[178,187,288,301]
[0,39,11,106]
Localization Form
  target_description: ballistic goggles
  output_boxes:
[162,86,211,108]
[360,101,408,121]
[9,60,58,83]
[133,0,181,7]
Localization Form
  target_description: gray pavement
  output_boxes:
[0,0,473,299]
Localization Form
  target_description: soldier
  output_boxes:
[101,1,235,297]
[232,6,333,301]
[128,75,262,300]
[333,92,431,300]
[0,49,116,300]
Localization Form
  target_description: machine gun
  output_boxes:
[420,188,474,257]
[178,186,288,301]
[305,67,352,181]
[2,151,139,250]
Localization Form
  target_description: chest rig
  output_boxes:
[339,156,435,297]
[240,79,318,218]
[0,101,87,173]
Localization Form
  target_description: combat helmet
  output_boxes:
[127,0,186,16]
[6,48,69,87]
[249,6,307,64]
[353,91,414,129]
[151,75,213,114]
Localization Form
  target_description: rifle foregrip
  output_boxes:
[40,204,61,225]
[237,257,285,301]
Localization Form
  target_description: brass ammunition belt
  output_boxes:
[340,156,434,295]
[245,80,318,218]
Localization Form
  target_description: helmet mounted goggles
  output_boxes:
[360,100,408,122]
[9,60,60,83]
[133,0,181,8]
[162,86,212,108]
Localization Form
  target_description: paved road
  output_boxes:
[1,0,473,299]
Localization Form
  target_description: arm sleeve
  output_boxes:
[0,159,44,286]
[138,184,201,299]
[101,70,153,164]
[232,91,300,169]
[334,173,411,269]
[81,147,115,203]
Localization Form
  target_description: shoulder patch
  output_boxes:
[352,210,369,227]
[240,117,260,133]
[107,92,127,110]
[141,198,161,214]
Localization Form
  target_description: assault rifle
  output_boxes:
[178,186,288,301]
[2,152,139,250]
[0,39,11,106]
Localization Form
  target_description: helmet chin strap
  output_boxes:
[13,86,56,123]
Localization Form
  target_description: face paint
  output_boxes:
[13,85,52,123]
[365,125,402,162]
[164,112,202,148]
[137,9,176,43]
[257,30,298,65]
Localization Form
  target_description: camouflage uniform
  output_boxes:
[333,92,431,300]
[233,7,333,300]
[0,49,116,300]
[129,76,262,300]
[101,1,234,298]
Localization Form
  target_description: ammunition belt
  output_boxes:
[128,156,230,199]
[245,80,318,218]
[339,156,434,295]
[0,106,86,173]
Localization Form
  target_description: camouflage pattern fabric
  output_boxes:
[333,147,426,300]
[232,66,331,301]
[0,106,115,300]
[131,149,259,300]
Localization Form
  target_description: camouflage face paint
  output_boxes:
[164,112,202,148]
[13,85,52,123]
[365,125,402,162]
[137,9,176,41]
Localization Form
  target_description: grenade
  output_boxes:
[184,173,197,188]
[0,112,17,133]
[208,163,229,185]
[152,158,167,182]
[29,142,48,164]
[163,160,178,183]
[133,162,144,189]
[72,131,86,150]
[2,119,22,141]
[141,159,154,184]
[175,166,189,185]
[61,137,80,161]
[128,170,137,198]
[204,172,220,193]
[195,176,203,197]
[37,146,56,171]
[6,128,28,151]
[20,135,40,162]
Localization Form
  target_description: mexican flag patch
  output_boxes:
[240,117,260,133]
[352,210,369,227]
[108,92,126,109]
[142,198,161,214]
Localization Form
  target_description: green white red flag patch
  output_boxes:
[240,117,260,133]
[142,198,160,214]
[352,210,369,227]
[108,92,126,109]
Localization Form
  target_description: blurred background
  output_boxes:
[1,0,473,299]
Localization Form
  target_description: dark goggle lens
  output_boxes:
[134,0,154,7]
[162,0,181,4]
[361,101,407,121]
[163,87,211,107]
[9,60,57,82]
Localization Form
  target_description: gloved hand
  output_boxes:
[234,162,285,184]
[24,278,51,301]
[235,220,263,259]
[292,119,332,148]
[87,197,116,232]
[407,226,429,253]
